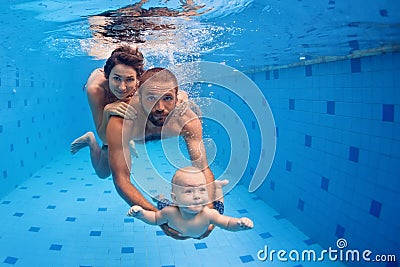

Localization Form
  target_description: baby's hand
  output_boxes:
[237,217,254,229]
[127,205,144,217]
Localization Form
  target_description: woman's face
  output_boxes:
[108,64,138,99]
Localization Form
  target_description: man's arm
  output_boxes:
[182,116,216,202]
[106,116,157,211]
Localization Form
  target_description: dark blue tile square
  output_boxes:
[32,195,40,199]
[194,243,207,249]
[124,218,134,223]
[237,209,248,214]
[289,99,295,110]
[66,217,76,222]
[47,205,56,209]
[270,181,275,191]
[273,70,279,79]
[286,160,292,172]
[351,58,361,73]
[59,189,68,193]
[2,200,11,205]
[90,231,101,237]
[380,9,388,17]
[49,244,63,251]
[77,198,86,202]
[104,190,111,194]
[98,208,107,212]
[274,214,284,220]
[335,224,345,238]
[240,255,254,263]
[298,199,305,211]
[304,239,316,246]
[265,71,270,80]
[327,101,335,115]
[3,256,18,264]
[348,40,359,51]
[349,146,359,162]
[156,230,165,236]
[369,199,382,218]
[259,232,272,239]
[161,265,175,267]
[382,104,394,122]
[305,135,312,147]
[13,212,24,217]
[305,65,312,76]
[29,227,40,232]
[121,247,134,254]
[321,177,329,191]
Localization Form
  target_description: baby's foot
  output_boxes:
[70,132,96,154]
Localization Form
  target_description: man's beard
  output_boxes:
[148,113,167,126]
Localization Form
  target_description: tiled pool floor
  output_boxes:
[0,148,345,267]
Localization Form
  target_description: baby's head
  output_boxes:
[171,166,209,214]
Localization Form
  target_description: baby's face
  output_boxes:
[172,172,209,214]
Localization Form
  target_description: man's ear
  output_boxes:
[170,192,177,202]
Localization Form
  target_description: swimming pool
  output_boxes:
[0,1,399,266]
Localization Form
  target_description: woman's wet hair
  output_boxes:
[103,45,144,79]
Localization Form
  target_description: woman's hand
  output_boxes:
[104,101,137,120]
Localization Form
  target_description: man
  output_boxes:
[106,68,216,239]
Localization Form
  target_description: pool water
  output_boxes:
[1,1,399,267]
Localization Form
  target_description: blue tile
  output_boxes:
[156,230,165,236]
[298,199,304,211]
[104,190,112,194]
[286,160,292,172]
[270,181,275,191]
[289,99,295,110]
[162,265,175,267]
[121,247,134,254]
[273,70,279,79]
[3,256,18,264]
[77,198,86,202]
[382,104,394,122]
[47,205,56,209]
[274,214,284,220]
[369,200,382,218]
[29,227,40,232]
[265,71,270,80]
[335,224,345,238]
[305,135,312,147]
[66,217,76,222]
[240,255,254,263]
[349,146,359,162]
[379,9,388,17]
[49,244,63,251]
[321,177,329,191]
[13,212,24,217]
[351,58,361,73]
[32,195,40,199]
[124,218,134,223]
[237,209,248,214]
[98,208,107,212]
[60,189,68,193]
[304,239,317,246]
[259,232,272,239]
[305,65,312,76]
[90,231,101,237]
[2,200,11,205]
[194,243,207,249]
[327,101,335,115]
[348,40,359,51]
[2,170,6,179]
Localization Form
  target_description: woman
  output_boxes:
[70,45,143,178]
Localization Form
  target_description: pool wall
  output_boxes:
[0,56,96,198]
[244,52,399,264]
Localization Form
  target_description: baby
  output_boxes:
[127,166,253,238]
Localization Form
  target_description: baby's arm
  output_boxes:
[127,205,168,226]
[207,208,254,231]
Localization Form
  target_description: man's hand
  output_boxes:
[159,224,190,240]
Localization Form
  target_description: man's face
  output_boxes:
[140,80,178,127]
